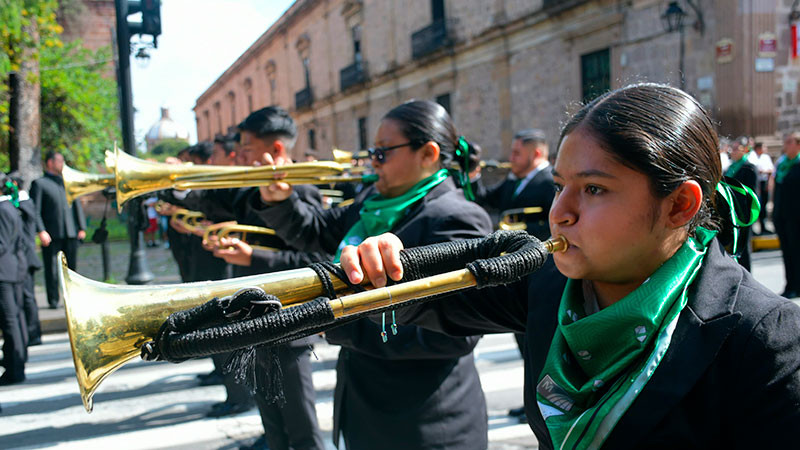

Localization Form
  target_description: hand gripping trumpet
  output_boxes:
[202,223,281,251]
[59,230,567,412]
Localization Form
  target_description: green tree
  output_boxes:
[150,137,190,157]
[1,0,120,172]
[39,40,121,169]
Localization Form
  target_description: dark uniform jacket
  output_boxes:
[253,178,493,450]
[0,200,25,283]
[773,162,800,226]
[30,172,86,238]
[17,195,43,272]
[396,240,800,449]
[474,165,555,240]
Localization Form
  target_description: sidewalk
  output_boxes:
[36,240,181,334]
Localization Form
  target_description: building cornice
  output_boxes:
[194,0,317,111]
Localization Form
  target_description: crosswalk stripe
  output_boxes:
[3,333,536,449]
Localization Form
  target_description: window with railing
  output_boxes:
[340,25,368,92]
[411,0,450,60]
[581,48,611,103]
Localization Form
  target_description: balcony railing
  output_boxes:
[411,19,450,60]
[340,60,368,92]
[543,0,589,13]
[295,87,313,110]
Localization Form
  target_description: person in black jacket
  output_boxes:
[340,84,800,449]
[29,151,87,309]
[197,107,328,450]
[255,100,492,450]
[774,132,800,298]
[474,128,555,240]
[8,171,43,345]
[724,136,759,271]
[0,173,28,385]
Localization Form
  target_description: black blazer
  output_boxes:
[254,178,493,450]
[0,200,25,282]
[17,195,42,271]
[773,162,800,225]
[30,172,86,239]
[474,165,555,240]
[397,240,800,449]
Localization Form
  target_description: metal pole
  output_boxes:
[115,0,153,285]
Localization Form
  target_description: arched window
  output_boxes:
[203,110,211,140]
[244,78,254,113]
[227,91,236,125]
[265,60,277,105]
[214,102,222,135]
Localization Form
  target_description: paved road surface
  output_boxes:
[1,333,535,449]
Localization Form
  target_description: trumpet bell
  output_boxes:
[58,251,358,413]
[62,164,115,205]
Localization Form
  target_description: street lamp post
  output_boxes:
[114,0,161,285]
[662,1,688,90]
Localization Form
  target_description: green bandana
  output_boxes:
[776,154,799,184]
[536,227,717,450]
[333,169,449,262]
[724,152,750,178]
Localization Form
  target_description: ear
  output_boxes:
[272,139,287,157]
[418,141,440,168]
[666,180,702,229]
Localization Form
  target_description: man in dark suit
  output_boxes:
[474,129,555,241]
[473,129,555,421]
[774,132,800,298]
[30,151,86,309]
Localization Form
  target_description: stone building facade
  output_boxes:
[194,0,800,161]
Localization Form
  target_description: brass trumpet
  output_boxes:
[498,207,544,231]
[64,145,376,211]
[59,234,568,413]
[202,223,280,251]
[61,164,115,205]
[172,209,206,234]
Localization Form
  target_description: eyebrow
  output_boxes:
[551,169,618,179]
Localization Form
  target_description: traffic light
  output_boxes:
[126,0,161,44]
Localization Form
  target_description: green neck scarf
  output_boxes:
[536,227,717,450]
[724,152,750,178]
[333,169,449,262]
[776,154,800,184]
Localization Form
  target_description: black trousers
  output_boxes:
[41,238,78,307]
[776,219,800,293]
[255,345,324,450]
[758,180,770,233]
[22,271,41,342]
[0,281,26,380]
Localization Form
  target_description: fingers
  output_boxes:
[261,152,275,166]
[357,237,387,287]
[340,245,363,284]
[378,233,404,281]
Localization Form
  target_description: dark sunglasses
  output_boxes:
[367,142,413,163]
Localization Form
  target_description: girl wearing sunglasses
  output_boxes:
[255,100,492,449]
[339,84,800,449]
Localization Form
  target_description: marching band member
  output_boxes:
[255,100,492,450]
[340,84,800,449]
